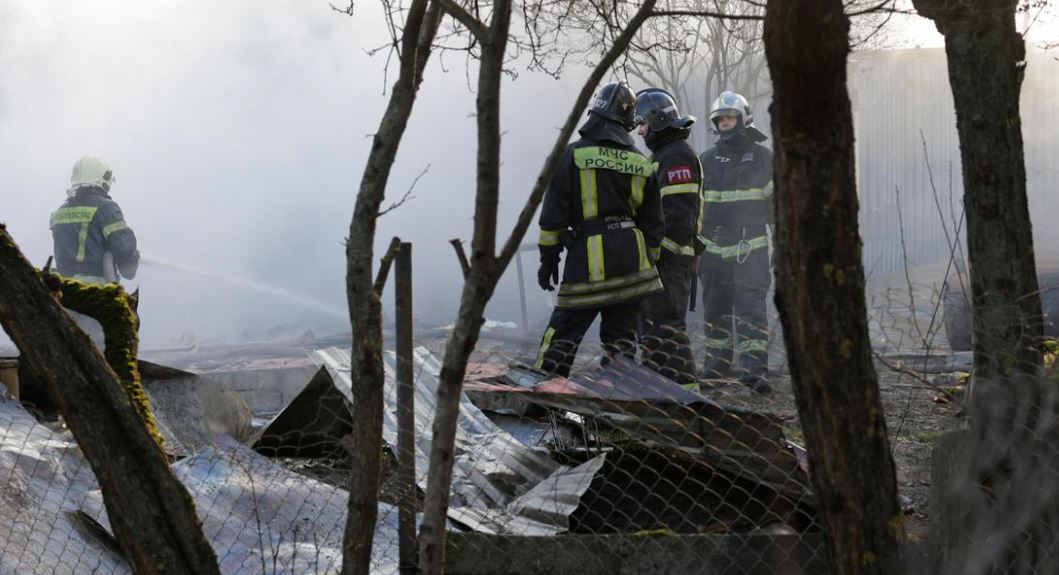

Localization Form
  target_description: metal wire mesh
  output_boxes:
[2,258,1057,574]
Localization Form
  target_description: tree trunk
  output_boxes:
[417,3,511,571]
[341,3,441,573]
[415,2,658,572]
[0,226,219,575]
[764,1,905,574]
[910,0,1041,383]
[55,278,165,451]
[908,2,1049,573]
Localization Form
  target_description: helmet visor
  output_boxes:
[710,108,742,120]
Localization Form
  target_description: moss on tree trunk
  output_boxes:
[55,278,164,451]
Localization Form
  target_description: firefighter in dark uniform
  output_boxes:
[534,81,665,377]
[50,155,140,284]
[633,88,702,390]
[698,91,773,394]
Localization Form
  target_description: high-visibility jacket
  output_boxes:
[646,131,703,257]
[698,134,773,260]
[539,138,665,309]
[50,187,139,282]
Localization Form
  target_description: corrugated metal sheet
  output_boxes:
[850,47,1059,278]
[306,347,602,535]
[1,348,601,574]
[82,436,402,574]
[309,347,559,508]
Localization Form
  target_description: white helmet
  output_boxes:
[709,91,753,129]
[70,155,116,192]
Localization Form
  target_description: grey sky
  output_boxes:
[2,2,1056,349]
[0,1,590,347]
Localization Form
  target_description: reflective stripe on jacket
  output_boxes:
[538,139,665,309]
[50,187,138,280]
[699,137,773,260]
[647,133,703,257]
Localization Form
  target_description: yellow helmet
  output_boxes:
[70,155,116,192]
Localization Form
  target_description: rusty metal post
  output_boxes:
[395,242,416,574]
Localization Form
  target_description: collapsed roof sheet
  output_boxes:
[0,396,128,575]
[256,347,602,536]
[464,358,812,503]
[330,347,603,534]
[82,436,403,574]
[0,393,400,574]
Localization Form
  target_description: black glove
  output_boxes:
[538,261,559,291]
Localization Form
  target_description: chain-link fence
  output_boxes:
[4,251,1059,573]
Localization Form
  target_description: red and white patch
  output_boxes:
[666,166,694,184]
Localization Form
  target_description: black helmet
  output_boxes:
[634,88,696,132]
[588,81,637,132]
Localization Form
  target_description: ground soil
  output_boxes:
[700,368,962,542]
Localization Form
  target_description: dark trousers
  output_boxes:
[534,300,640,378]
[639,252,696,387]
[699,249,770,379]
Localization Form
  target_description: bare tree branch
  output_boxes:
[497,0,659,269]
[377,163,430,218]
[652,8,763,19]
[329,2,355,16]
[873,350,956,395]
[341,1,442,572]
[433,0,491,40]
[373,236,403,296]
[449,238,472,278]
[848,0,896,16]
